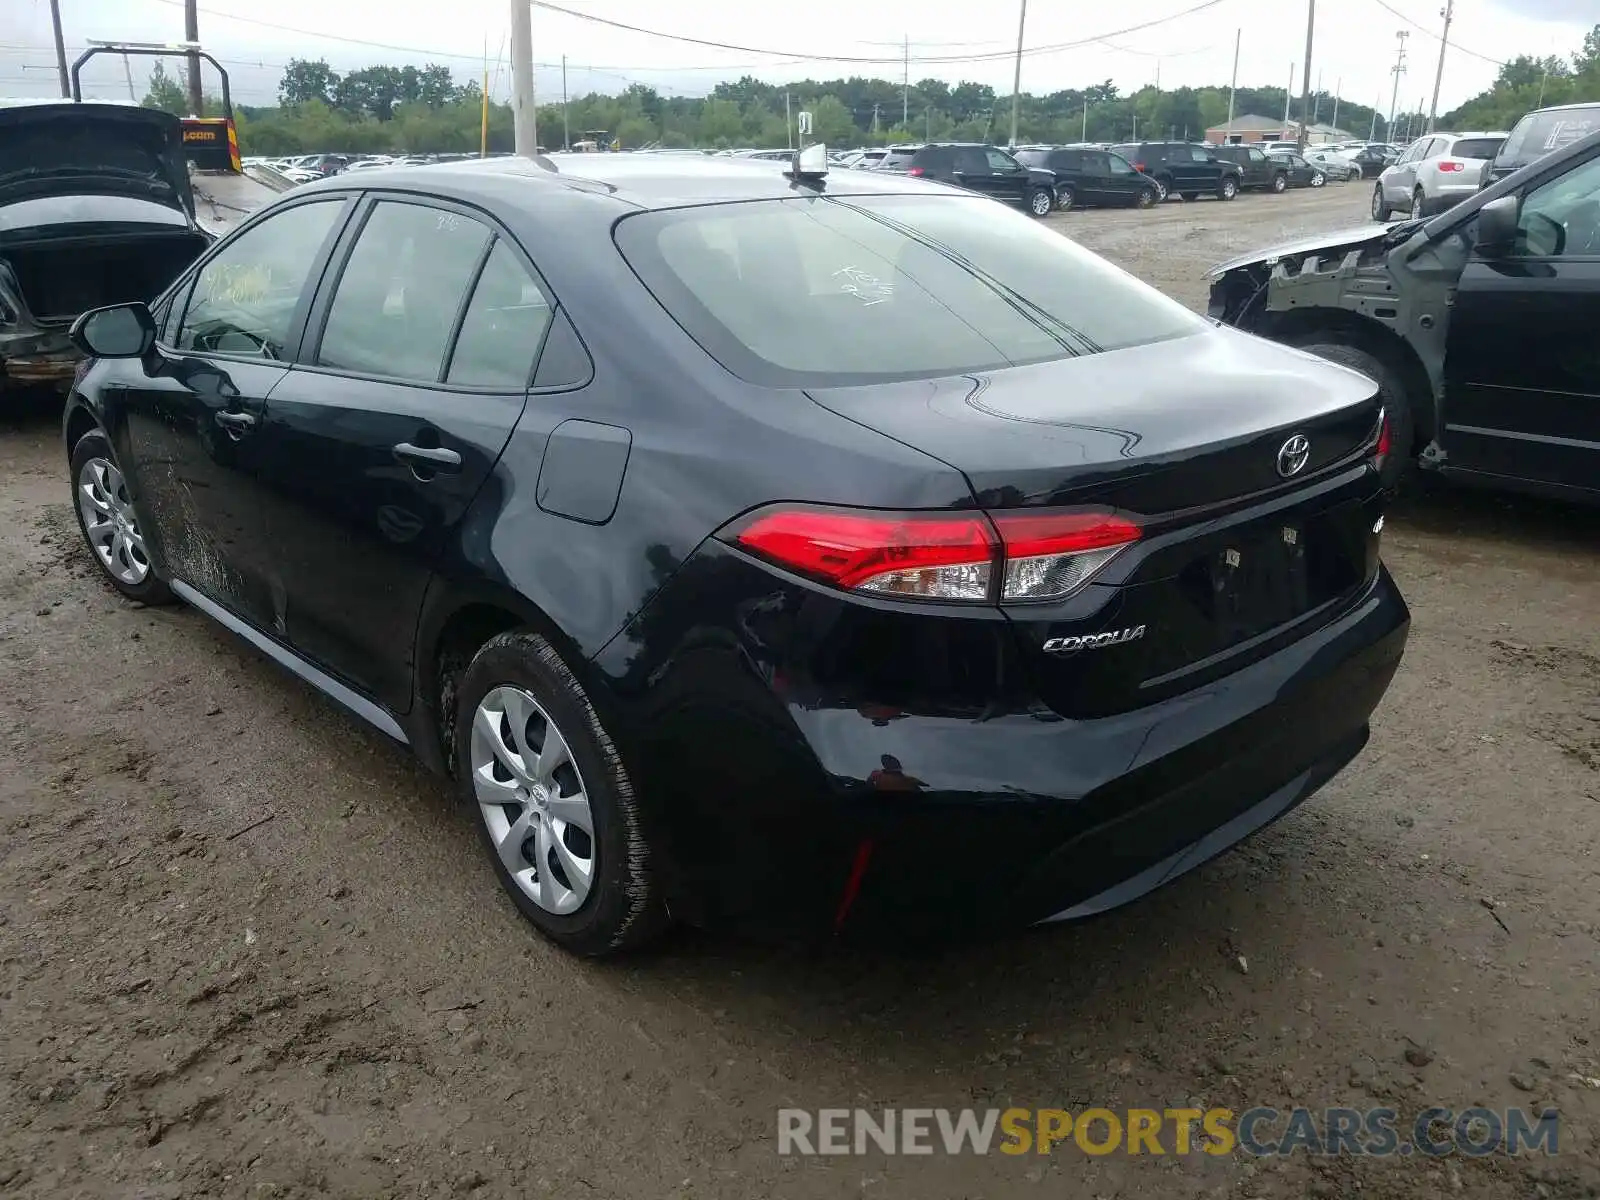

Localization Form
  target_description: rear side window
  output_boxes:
[175,200,343,359]
[318,201,491,383]
[1450,137,1504,161]
[615,194,1202,388]
[445,240,553,388]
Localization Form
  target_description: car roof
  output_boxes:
[1438,130,1509,139]
[292,153,963,213]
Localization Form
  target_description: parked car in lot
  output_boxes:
[1268,152,1328,188]
[1371,131,1506,219]
[1481,101,1600,188]
[60,149,1408,954]
[1012,145,1161,209]
[882,142,1058,216]
[1209,127,1600,505]
[1304,149,1361,182]
[1341,144,1399,179]
[1212,144,1292,193]
[0,103,210,397]
[1109,141,1241,201]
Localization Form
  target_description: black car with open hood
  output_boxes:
[0,102,211,395]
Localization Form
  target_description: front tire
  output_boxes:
[1371,183,1393,221]
[1055,184,1076,212]
[455,630,668,956]
[1271,172,1288,193]
[69,429,175,605]
[1292,340,1416,488]
[1310,171,1326,188]
[1135,185,1159,209]
[1028,187,1054,218]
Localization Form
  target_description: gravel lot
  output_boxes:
[2,184,1597,1200]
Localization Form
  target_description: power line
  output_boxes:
[524,0,1233,65]
[1367,0,1503,67]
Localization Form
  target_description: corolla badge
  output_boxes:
[1276,433,1312,478]
[1043,625,1146,654]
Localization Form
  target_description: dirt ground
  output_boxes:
[2,184,1598,1200]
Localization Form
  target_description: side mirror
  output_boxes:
[1475,194,1519,256]
[69,302,156,359]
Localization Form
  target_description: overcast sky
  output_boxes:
[2,0,1590,117]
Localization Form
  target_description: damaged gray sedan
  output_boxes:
[1208,127,1600,506]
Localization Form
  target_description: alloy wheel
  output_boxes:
[1030,189,1053,217]
[1311,172,1326,188]
[77,457,150,586]
[470,685,596,915]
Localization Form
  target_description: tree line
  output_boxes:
[136,26,1598,156]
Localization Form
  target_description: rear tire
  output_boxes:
[1292,339,1415,489]
[1028,187,1053,218]
[1271,172,1288,193]
[454,630,669,957]
[1310,171,1326,188]
[1371,184,1392,221]
[69,429,176,606]
[1154,176,1173,201]
[1135,185,1159,209]
[1055,184,1076,212]
[1412,186,1427,216]
[1218,175,1239,201]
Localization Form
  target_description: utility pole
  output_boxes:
[48,0,70,98]
[1427,0,1453,133]
[1388,30,1408,133]
[509,0,538,156]
[1283,62,1294,127]
[1298,0,1315,147]
[871,102,880,135]
[1313,69,1322,123]
[183,0,203,115]
[1082,98,1088,141]
[902,34,909,130]
[785,92,792,148]
[1226,29,1240,131]
[1008,0,1027,149]
[1370,98,1379,140]
[561,55,570,151]
[122,53,136,101]
[1332,78,1341,132]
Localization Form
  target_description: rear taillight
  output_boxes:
[1132,162,1147,172]
[906,166,926,177]
[723,505,1141,604]
[1437,160,1464,172]
[1372,407,1392,472]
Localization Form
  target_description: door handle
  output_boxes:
[393,442,462,473]
[214,410,256,433]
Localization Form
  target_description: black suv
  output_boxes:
[889,143,1059,217]
[1211,144,1292,193]
[1110,142,1241,202]
[1482,101,1600,188]
[1012,145,1161,210]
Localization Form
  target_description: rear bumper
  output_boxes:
[641,564,1409,941]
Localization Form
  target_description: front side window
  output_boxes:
[985,148,1020,172]
[1106,153,1135,175]
[318,201,491,383]
[1189,146,1211,163]
[615,194,1203,389]
[445,240,554,388]
[175,200,343,359]
[1512,153,1600,259]
[1248,148,1267,164]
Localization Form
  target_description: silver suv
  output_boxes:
[1372,132,1507,219]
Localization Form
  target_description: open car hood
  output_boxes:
[0,103,194,219]
[1206,222,1400,278]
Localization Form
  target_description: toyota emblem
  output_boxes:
[1276,434,1311,478]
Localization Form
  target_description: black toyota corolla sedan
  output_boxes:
[61,149,1409,956]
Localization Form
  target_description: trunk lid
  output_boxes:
[0,103,194,218]
[805,326,1385,718]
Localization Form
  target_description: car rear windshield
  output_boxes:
[1496,106,1600,171]
[613,194,1202,388]
[1450,136,1504,161]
